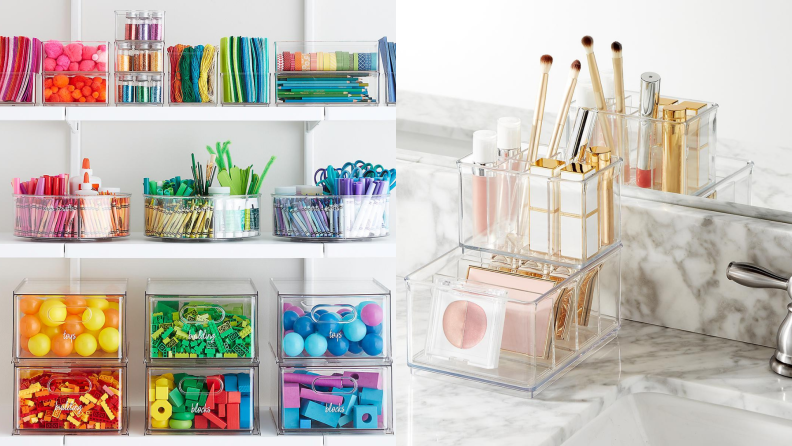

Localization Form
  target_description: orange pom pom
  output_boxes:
[67,85,75,92]
[44,78,53,88]
[91,81,101,91]
[51,86,59,93]
[44,89,53,100]
[75,81,85,89]
[79,97,86,102]
[98,91,106,101]
[93,76,102,83]
[71,90,82,99]
[58,88,72,102]
[92,91,99,99]
[85,96,96,103]
[49,94,61,103]
[81,86,92,97]
[53,74,69,88]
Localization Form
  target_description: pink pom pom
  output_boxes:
[64,43,83,62]
[43,58,57,71]
[79,60,96,71]
[44,40,63,58]
[56,55,71,68]
[96,62,107,72]
[54,65,66,71]
[97,44,107,52]
[68,62,79,71]
[81,45,97,62]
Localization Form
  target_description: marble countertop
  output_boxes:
[390,282,792,445]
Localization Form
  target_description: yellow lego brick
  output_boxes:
[171,312,179,321]
[175,353,189,358]
[19,389,34,399]
[67,415,81,427]
[189,353,197,358]
[100,393,108,402]
[151,327,164,339]
[29,383,42,392]
[223,353,238,358]
[101,402,115,420]
[239,325,252,338]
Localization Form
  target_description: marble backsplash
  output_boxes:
[396,148,792,348]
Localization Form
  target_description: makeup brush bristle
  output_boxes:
[570,60,581,78]
[582,35,594,54]
[540,54,553,73]
[611,41,622,54]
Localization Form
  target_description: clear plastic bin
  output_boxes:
[115,10,165,41]
[219,36,269,106]
[14,279,127,363]
[220,72,270,106]
[271,279,391,365]
[275,366,393,434]
[145,279,258,364]
[114,73,164,105]
[12,194,130,240]
[404,244,621,396]
[146,366,258,434]
[272,194,390,241]
[14,366,127,434]
[1,72,39,105]
[168,45,219,105]
[143,194,261,240]
[43,72,108,105]
[114,41,164,73]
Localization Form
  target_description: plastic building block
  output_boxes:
[155,384,169,401]
[360,388,383,415]
[240,396,251,429]
[150,400,172,421]
[299,418,311,429]
[218,403,225,418]
[224,374,238,392]
[194,414,208,429]
[283,383,300,408]
[227,391,241,404]
[168,387,185,408]
[203,410,227,429]
[300,400,341,427]
[237,373,251,395]
[331,389,357,415]
[300,387,343,405]
[227,403,240,430]
[344,371,381,389]
[283,408,299,429]
[216,391,227,404]
[353,405,377,429]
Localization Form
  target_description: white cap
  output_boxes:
[600,69,615,99]
[575,81,597,109]
[472,130,497,164]
[274,186,297,195]
[497,117,521,150]
[208,186,231,195]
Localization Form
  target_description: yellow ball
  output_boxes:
[28,333,51,356]
[41,324,62,338]
[38,299,67,327]
[109,302,120,311]
[82,307,105,331]
[86,297,109,310]
[75,333,97,357]
[99,327,120,353]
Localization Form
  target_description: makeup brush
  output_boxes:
[612,41,629,180]
[547,60,581,158]
[526,55,553,164]
[581,36,615,153]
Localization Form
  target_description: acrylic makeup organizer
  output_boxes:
[12,279,129,434]
[114,10,166,106]
[12,194,131,241]
[42,41,109,106]
[143,194,261,241]
[144,279,260,434]
[274,41,379,106]
[269,280,394,434]
[272,193,390,241]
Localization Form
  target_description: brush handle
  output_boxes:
[547,76,578,158]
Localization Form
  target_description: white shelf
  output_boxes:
[66,106,324,122]
[324,106,396,121]
[323,236,397,258]
[0,106,65,121]
[0,233,65,258]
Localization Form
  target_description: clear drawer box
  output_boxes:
[13,279,127,363]
[273,194,390,241]
[146,366,258,434]
[13,194,131,240]
[14,366,127,434]
[275,366,393,434]
[167,44,219,105]
[42,41,109,106]
[274,41,379,106]
[115,10,165,41]
[404,244,621,397]
[143,194,261,240]
[145,279,258,364]
[271,279,391,365]
[219,37,270,106]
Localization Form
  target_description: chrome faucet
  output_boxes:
[727,262,792,378]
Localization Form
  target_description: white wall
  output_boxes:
[0,0,395,414]
[398,0,790,149]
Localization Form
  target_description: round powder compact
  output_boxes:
[442,300,487,349]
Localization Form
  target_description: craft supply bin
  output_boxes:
[41,41,109,106]
[271,279,391,365]
[12,194,130,240]
[1,73,40,105]
[114,73,164,105]
[272,194,390,241]
[115,10,165,41]
[275,365,393,434]
[220,72,270,106]
[146,366,258,434]
[14,279,127,363]
[404,244,621,397]
[143,194,261,241]
[145,279,258,364]
[167,45,219,105]
[14,365,127,434]
[458,150,622,269]
[274,41,379,106]
[114,40,165,106]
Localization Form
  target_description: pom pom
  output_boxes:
[56,55,70,69]
[53,75,69,88]
[94,49,108,64]
[78,60,96,71]
[96,62,107,72]
[43,58,57,71]
[81,45,97,62]
[68,62,79,71]
[44,40,63,58]
[64,43,83,62]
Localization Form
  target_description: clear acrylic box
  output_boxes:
[220,72,270,106]
[143,194,261,240]
[270,279,391,365]
[404,244,621,396]
[274,41,379,106]
[167,45,219,105]
[219,37,269,106]
[114,73,164,105]
[1,72,39,105]
[12,194,131,240]
[114,10,165,41]
[696,157,754,204]
[13,279,128,364]
[145,279,258,364]
[274,365,393,434]
[114,41,164,72]
[458,148,621,269]
[41,41,109,106]
[15,366,127,434]
[272,193,390,241]
[145,366,258,434]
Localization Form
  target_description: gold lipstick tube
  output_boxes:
[588,146,614,247]
[662,104,688,194]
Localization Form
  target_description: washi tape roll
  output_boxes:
[289,53,296,71]
[310,53,318,71]
[359,53,370,71]
[353,53,359,71]
[317,52,324,71]
[277,53,284,71]
[324,52,331,71]
[371,52,378,71]
[329,53,337,71]
[301,53,310,71]
[294,52,303,71]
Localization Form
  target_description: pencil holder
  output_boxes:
[219,37,270,106]
[143,194,261,241]
[13,279,128,364]
[272,193,390,241]
[271,279,392,366]
[274,41,379,106]
[167,44,219,105]
[404,243,621,397]
[145,366,259,434]
[458,148,622,270]
[0,36,42,105]
[115,10,165,41]
[275,365,393,434]
[12,194,130,241]
[14,365,127,434]
[145,279,258,365]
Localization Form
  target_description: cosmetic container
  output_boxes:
[143,194,261,241]
[272,193,390,241]
[275,366,393,434]
[405,243,621,397]
[14,366,127,434]
[559,163,599,261]
[12,194,131,240]
[695,156,754,204]
[145,366,258,434]
[145,279,258,365]
[274,41,380,106]
[41,41,109,106]
[115,10,166,42]
[167,45,219,106]
[271,279,392,365]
